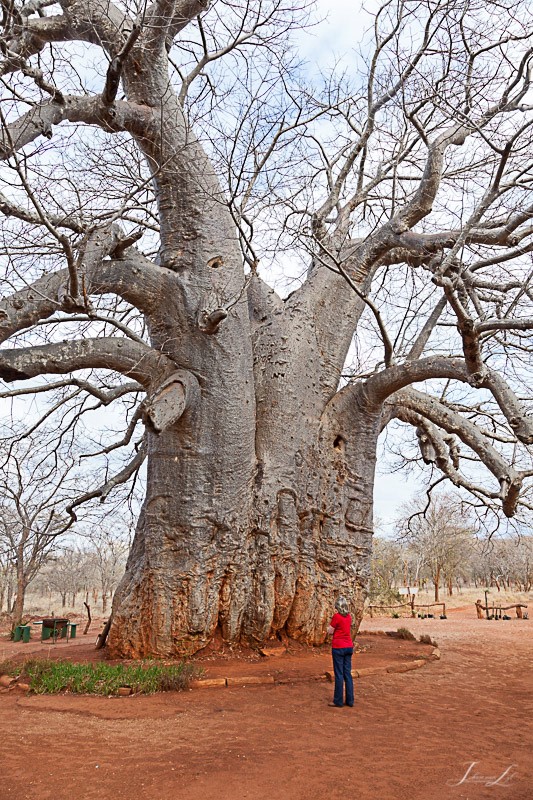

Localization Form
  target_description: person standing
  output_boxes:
[327,596,354,708]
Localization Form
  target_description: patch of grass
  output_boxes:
[395,627,417,641]
[0,659,20,676]
[7,659,200,695]
[419,634,438,647]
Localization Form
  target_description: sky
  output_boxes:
[302,0,373,62]
[303,0,421,532]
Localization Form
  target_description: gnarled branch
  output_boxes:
[0,337,177,388]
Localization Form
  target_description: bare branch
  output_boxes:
[66,438,147,522]
[390,388,523,517]
[140,0,210,53]
[405,296,447,362]
[0,337,177,388]
[0,378,142,403]
[0,255,169,345]
[102,25,141,107]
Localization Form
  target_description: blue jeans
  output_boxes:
[332,647,354,706]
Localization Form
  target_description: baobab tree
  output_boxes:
[1,0,533,656]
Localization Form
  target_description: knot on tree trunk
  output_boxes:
[143,369,199,433]
[197,307,228,334]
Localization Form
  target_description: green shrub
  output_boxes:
[9,659,200,695]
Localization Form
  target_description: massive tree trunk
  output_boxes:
[108,266,378,657]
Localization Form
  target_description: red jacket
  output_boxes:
[330,612,353,648]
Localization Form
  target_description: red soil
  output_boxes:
[1,608,531,800]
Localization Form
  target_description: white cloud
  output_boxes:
[297,0,374,66]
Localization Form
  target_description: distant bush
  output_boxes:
[395,627,416,641]
[368,586,401,606]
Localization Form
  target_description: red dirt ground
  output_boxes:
[1,608,531,800]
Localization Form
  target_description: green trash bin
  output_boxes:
[70,623,77,639]
[21,625,31,643]
[41,626,51,641]
[13,625,23,642]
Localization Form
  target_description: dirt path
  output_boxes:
[1,609,531,800]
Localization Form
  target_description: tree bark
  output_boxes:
[12,573,26,627]
[434,566,441,603]
[107,267,379,657]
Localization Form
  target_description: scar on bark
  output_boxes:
[143,371,192,433]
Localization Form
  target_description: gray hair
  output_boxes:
[335,595,349,616]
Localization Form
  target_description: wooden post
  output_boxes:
[83,601,92,635]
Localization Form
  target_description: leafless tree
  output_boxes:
[512,538,533,592]
[398,494,475,601]
[469,534,533,591]
[2,0,533,655]
[36,545,87,608]
[369,538,402,602]
[0,554,15,613]
[81,528,130,614]
[35,533,129,612]
[0,431,79,624]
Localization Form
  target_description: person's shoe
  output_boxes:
[345,703,354,707]
[328,703,343,707]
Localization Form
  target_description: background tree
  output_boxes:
[38,546,87,609]
[513,538,533,592]
[0,431,77,624]
[369,538,402,603]
[1,0,533,656]
[469,534,533,592]
[398,494,475,602]
[0,551,15,614]
[84,529,130,614]
[34,532,129,613]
